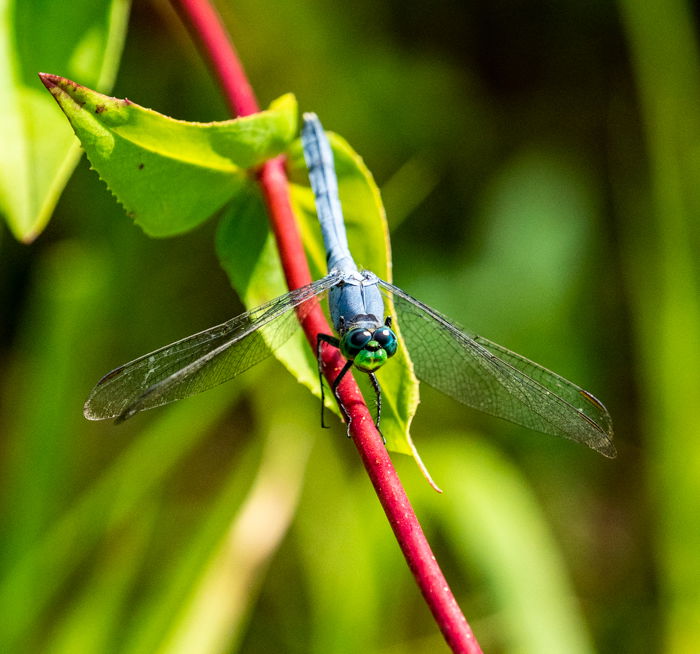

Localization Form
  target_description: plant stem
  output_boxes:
[170,1,483,651]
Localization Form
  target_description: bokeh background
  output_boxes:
[2,1,699,652]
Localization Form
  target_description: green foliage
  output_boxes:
[0,0,130,242]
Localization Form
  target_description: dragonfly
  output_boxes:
[84,113,616,458]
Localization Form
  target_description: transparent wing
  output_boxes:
[85,276,338,422]
[378,280,615,457]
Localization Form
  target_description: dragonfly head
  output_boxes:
[340,323,398,373]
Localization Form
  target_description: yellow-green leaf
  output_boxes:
[41,74,297,237]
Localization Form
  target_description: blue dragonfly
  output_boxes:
[84,113,616,458]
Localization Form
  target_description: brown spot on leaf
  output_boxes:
[95,104,106,114]
[38,72,57,90]
[138,163,144,170]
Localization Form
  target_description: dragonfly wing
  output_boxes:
[377,280,615,457]
[85,276,337,422]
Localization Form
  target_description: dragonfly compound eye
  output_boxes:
[372,326,398,357]
[341,328,373,358]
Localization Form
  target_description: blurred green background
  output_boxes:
[2,0,699,652]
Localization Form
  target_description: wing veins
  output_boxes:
[85,276,337,421]
[377,279,615,457]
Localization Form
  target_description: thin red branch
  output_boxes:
[170,1,482,651]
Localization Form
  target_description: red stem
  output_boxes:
[171,1,482,651]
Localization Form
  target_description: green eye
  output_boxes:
[341,328,372,358]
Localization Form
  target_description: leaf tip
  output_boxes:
[38,72,80,96]
[409,441,442,493]
[38,72,58,89]
[20,229,40,245]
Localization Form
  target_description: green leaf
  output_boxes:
[217,130,423,471]
[41,75,297,237]
[0,0,130,242]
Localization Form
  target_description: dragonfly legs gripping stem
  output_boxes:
[331,360,354,433]
[316,333,383,437]
[367,371,385,443]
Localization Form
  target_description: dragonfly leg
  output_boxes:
[368,372,386,443]
[317,333,340,428]
[331,360,354,434]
